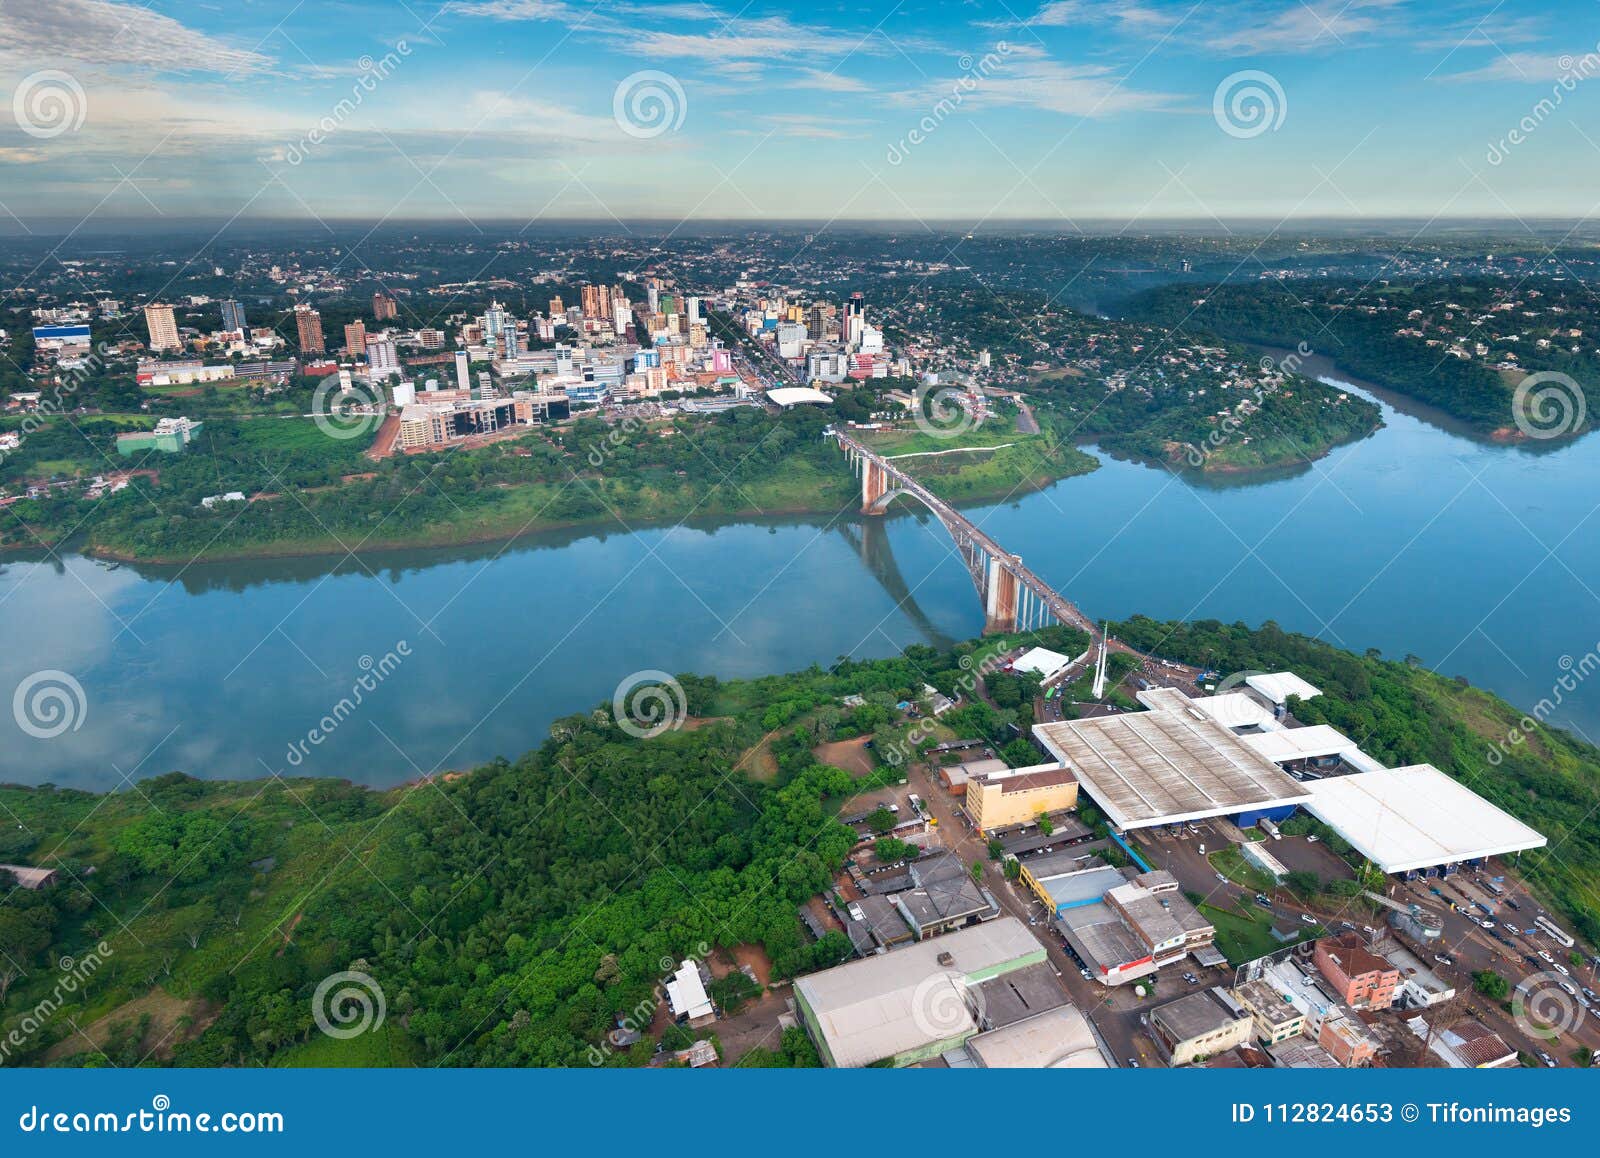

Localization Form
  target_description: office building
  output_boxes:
[373,292,398,321]
[344,320,367,356]
[220,299,247,333]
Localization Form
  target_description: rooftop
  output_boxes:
[966,1005,1105,1068]
[1302,763,1546,873]
[1150,988,1247,1043]
[1032,707,1309,830]
[1245,671,1323,706]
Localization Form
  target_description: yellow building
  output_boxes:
[966,763,1078,833]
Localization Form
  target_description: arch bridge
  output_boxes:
[834,429,1099,639]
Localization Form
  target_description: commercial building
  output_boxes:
[1301,763,1546,874]
[1013,646,1077,681]
[116,416,202,456]
[965,763,1078,833]
[1232,977,1308,1045]
[1148,988,1255,1066]
[1314,932,1399,1010]
[220,299,247,333]
[396,391,569,450]
[343,320,367,356]
[793,918,1045,1068]
[373,293,398,321]
[365,336,400,379]
[1032,705,1309,832]
[766,386,833,407]
[1020,859,1126,916]
[1055,870,1219,985]
[144,302,181,352]
[136,360,234,387]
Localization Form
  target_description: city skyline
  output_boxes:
[2,0,1600,226]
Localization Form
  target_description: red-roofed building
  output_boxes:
[1314,932,1399,1010]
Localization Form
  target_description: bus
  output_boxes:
[1535,915,1575,948]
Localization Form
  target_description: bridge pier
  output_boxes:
[984,556,1018,634]
[860,457,888,513]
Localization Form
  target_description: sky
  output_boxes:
[1,0,1599,227]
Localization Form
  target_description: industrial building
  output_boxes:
[964,762,1078,833]
[1020,858,1126,916]
[964,1005,1105,1068]
[793,918,1045,1068]
[1300,763,1547,874]
[1032,707,1309,831]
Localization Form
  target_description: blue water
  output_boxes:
[3,365,1597,789]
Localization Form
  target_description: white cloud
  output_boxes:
[1207,0,1404,54]
[895,45,1177,118]
[787,67,874,93]
[0,0,270,74]
[1438,51,1580,83]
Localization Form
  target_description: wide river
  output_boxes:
[5,359,1599,790]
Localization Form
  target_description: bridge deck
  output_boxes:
[835,430,1097,637]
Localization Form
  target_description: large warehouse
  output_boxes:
[1301,763,1547,873]
[792,918,1045,1068]
[1032,708,1310,831]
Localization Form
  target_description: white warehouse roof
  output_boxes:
[1303,764,1546,873]
[1245,672,1322,706]
[1014,646,1074,680]
[1240,725,1386,772]
[1032,708,1309,830]
[766,386,833,407]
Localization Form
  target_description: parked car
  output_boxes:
[1539,950,1554,963]
[1299,913,1317,925]
[1434,953,1455,965]
[1215,872,1227,883]
[1538,1051,1558,1068]
[1255,893,1272,908]
[1306,835,1319,843]
[1080,968,1093,981]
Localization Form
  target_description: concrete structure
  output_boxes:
[1419,1018,1518,1068]
[1314,933,1399,1010]
[1302,763,1546,874]
[1244,671,1322,708]
[116,416,202,456]
[1013,646,1074,681]
[294,304,325,354]
[1032,707,1309,831]
[890,853,1000,940]
[143,302,180,351]
[1232,977,1308,1045]
[793,918,1045,1068]
[1148,989,1255,1066]
[965,763,1078,833]
[766,386,832,407]
[965,1005,1105,1068]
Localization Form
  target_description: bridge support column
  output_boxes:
[984,557,1018,634]
[860,458,888,514]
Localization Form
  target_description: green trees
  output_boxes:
[1473,970,1510,1001]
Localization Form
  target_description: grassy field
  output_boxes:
[1210,845,1278,892]
[1201,901,1303,965]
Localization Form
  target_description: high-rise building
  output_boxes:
[454,349,471,392]
[220,299,247,334]
[144,302,181,352]
[344,320,367,356]
[548,296,564,318]
[365,335,400,379]
[294,304,326,355]
[843,292,865,349]
[372,292,398,321]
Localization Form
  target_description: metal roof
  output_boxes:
[1302,763,1546,873]
[1032,708,1310,830]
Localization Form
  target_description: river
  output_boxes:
[4,361,1598,790]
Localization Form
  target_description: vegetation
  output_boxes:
[1474,970,1510,1001]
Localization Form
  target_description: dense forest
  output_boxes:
[1128,278,1600,434]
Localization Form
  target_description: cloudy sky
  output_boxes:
[0,0,1597,225]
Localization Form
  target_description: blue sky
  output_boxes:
[1,0,1598,224]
